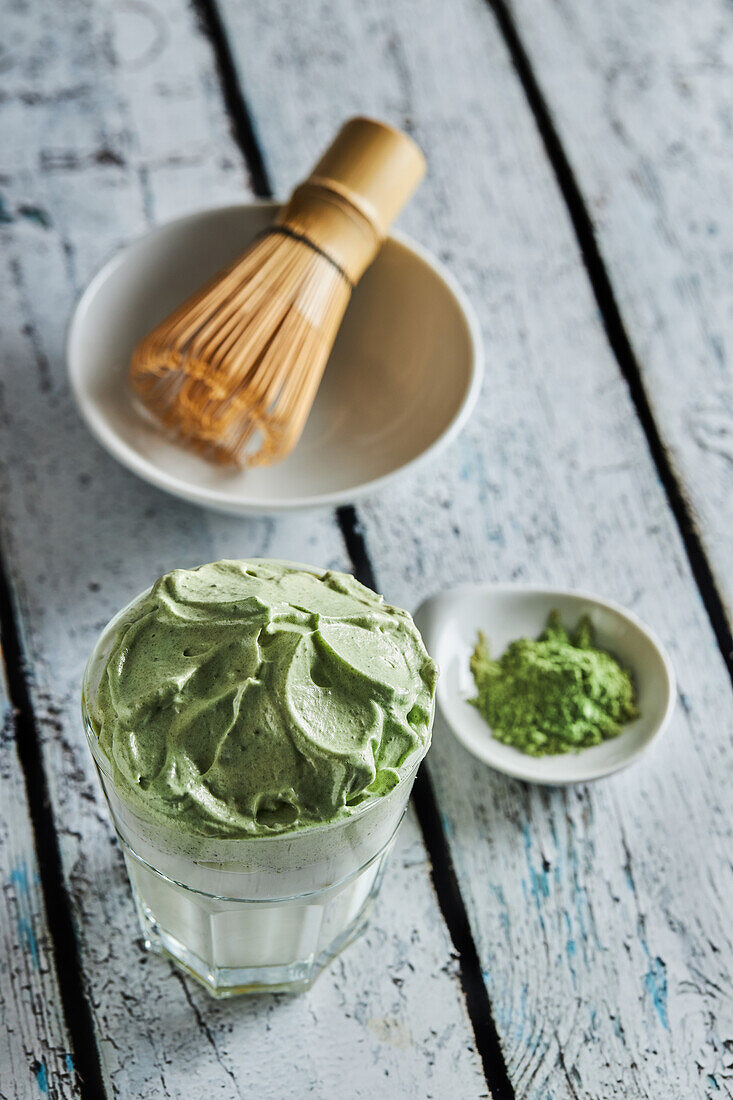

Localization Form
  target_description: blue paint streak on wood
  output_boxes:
[10,865,29,892]
[522,824,550,911]
[490,884,510,937]
[707,1074,720,1091]
[10,862,40,969]
[643,954,669,1030]
[17,916,39,969]
[620,839,669,1029]
[514,982,530,1042]
[17,205,52,229]
[35,1062,48,1094]
[565,818,598,961]
[65,1054,75,1074]
[563,910,578,989]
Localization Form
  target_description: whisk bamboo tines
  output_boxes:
[130,118,426,468]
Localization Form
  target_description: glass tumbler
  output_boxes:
[82,594,429,996]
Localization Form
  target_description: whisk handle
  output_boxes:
[277,117,426,285]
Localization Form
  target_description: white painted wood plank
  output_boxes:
[0,656,77,1098]
[506,0,733,619]
[217,1,733,1096]
[0,0,485,1096]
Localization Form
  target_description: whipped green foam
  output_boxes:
[89,560,436,837]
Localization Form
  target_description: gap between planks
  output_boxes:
[484,0,733,685]
[339,506,515,1099]
[0,552,106,1097]
[192,0,515,1093]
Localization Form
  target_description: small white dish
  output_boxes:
[415,584,676,785]
[67,202,482,514]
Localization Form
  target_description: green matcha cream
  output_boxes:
[90,559,435,835]
[83,559,436,994]
[469,611,637,756]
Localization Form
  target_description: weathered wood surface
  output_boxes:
[0,0,486,1096]
[0,656,77,1098]
[507,0,733,618]
[218,0,733,1096]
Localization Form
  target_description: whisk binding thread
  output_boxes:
[258,226,354,288]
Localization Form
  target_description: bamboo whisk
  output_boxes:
[130,118,426,467]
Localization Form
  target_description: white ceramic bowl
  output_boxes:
[415,584,676,785]
[67,202,482,513]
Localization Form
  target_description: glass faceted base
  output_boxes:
[122,836,392,996]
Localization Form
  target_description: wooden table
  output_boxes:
[1,0,731,1096]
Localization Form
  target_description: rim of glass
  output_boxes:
[81,561,433,842]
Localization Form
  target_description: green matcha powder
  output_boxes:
[469,611,637,756]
